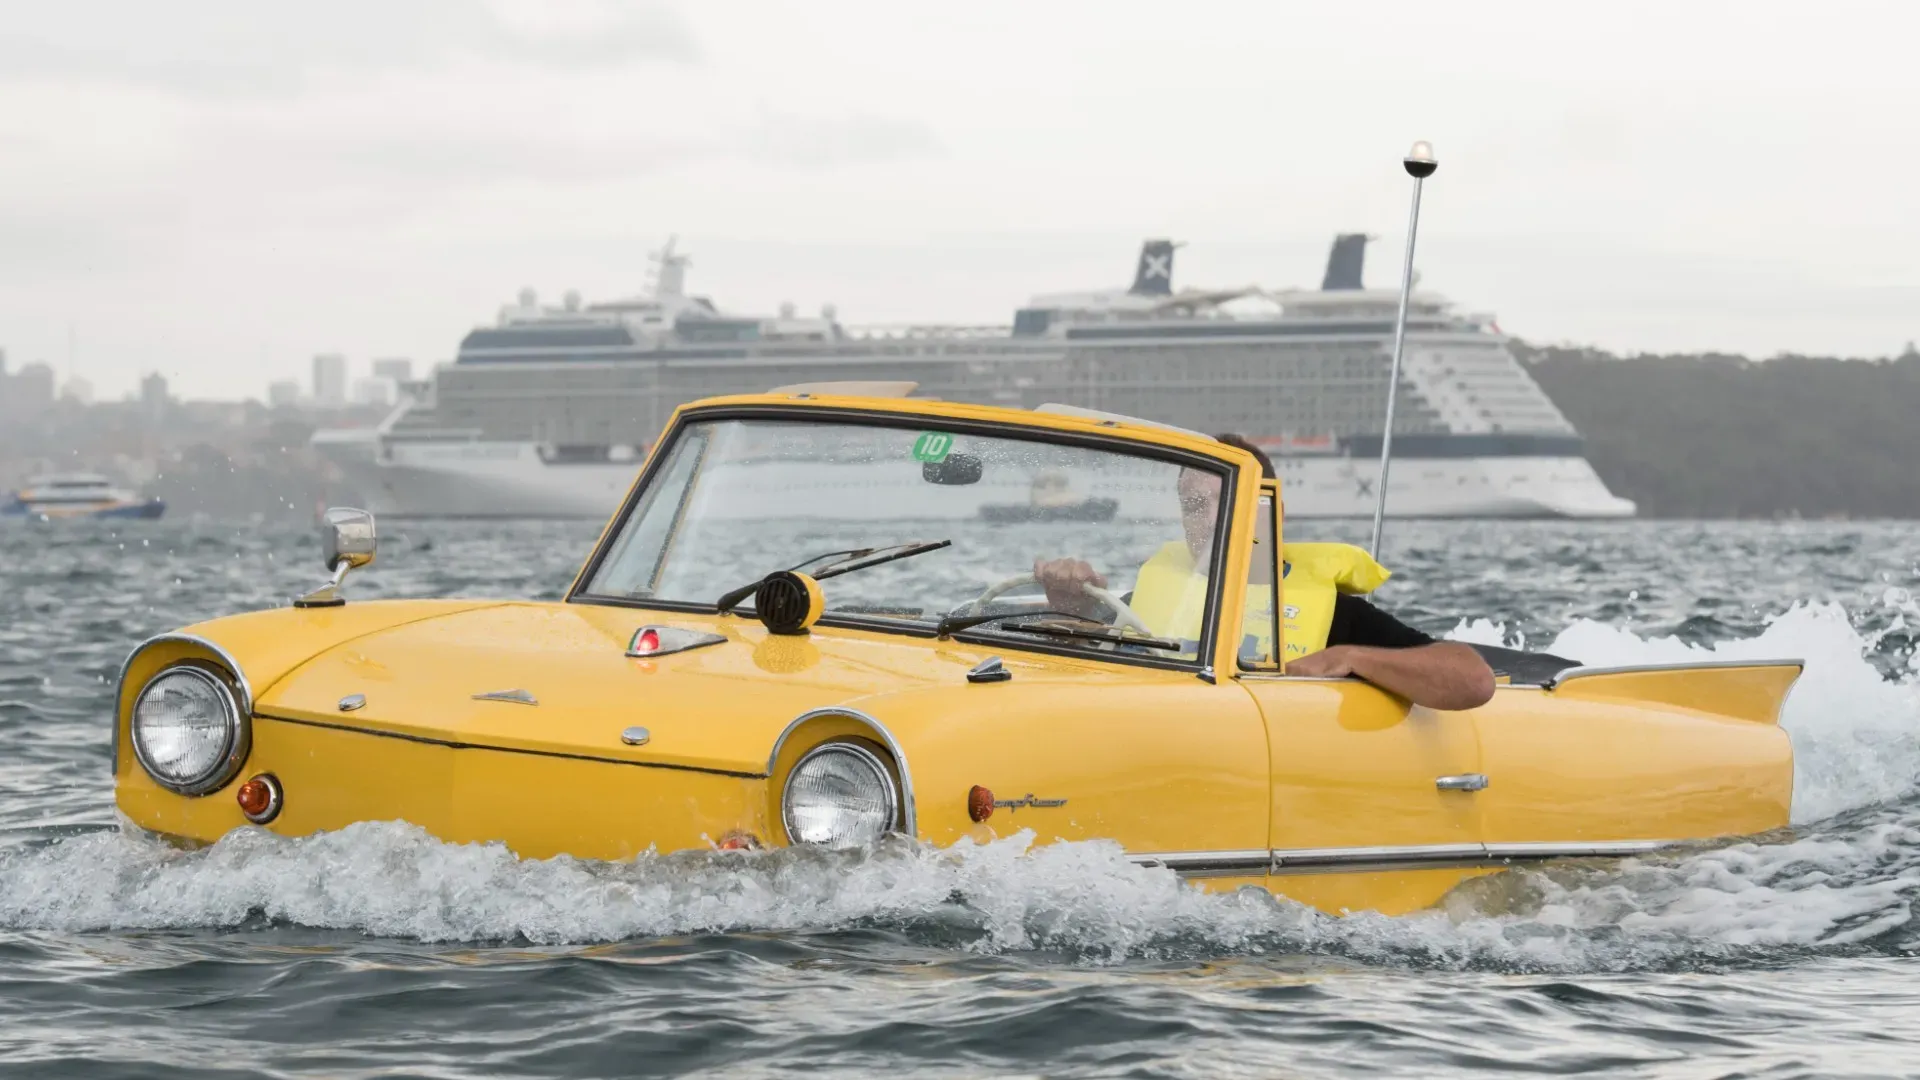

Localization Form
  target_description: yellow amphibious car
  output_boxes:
[114,390,1802,915]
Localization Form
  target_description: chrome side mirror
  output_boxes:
[295,507,377,608]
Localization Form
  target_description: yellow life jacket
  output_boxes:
[1278,542,1391,659]
[1129,540,1390,661]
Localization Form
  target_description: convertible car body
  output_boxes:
[114,390,1801,915]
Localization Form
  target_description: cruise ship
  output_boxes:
[316,237,1634,520]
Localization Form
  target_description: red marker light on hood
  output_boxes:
[625,626,726,659]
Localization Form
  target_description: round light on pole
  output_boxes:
[1369,140,1439,561]
[1403,140,1438,179]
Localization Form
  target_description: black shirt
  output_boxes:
[1327,594,1434,649]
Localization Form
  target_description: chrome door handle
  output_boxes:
[1435,773,1488,792]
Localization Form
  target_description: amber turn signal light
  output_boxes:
[717,831,761,851]
[236,773,283,825]
[967,785,994,822]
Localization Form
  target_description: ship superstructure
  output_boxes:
[318,236,1633,519]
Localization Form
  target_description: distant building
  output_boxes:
[59,374,94,405]
[267,380,302,408]
[13,362,55,408]
[312,353,348,407]
[140,372,171,416]
[371,357,413,383]
[351,377,393,408]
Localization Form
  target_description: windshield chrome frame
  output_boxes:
[567,402,1244,674]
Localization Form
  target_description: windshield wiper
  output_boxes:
[715,540,952,615]
[933,609,1184,651]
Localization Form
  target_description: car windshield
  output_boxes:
[578,416,1230,664]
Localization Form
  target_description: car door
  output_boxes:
[1235,486,1489,915]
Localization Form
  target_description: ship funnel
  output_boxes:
[1129,239,1181,296]
[649,235,690,299]
[1321,234,1369,291]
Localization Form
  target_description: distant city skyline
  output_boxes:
[3,0,1918,400]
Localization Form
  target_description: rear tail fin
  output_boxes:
[1321,233,1369,291]
[1129,239,1180,296]
[1548,661,1804,726]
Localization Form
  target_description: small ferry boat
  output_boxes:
[980,470,1120,524]
[2,473,166,520]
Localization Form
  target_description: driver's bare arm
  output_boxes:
[1032,557,1109,619]
[1286,642,1496,711]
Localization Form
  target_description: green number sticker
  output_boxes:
[912,431,955,462]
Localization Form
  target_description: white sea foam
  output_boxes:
[0,809,1912,970]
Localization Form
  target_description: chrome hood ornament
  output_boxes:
[472,688,538,705]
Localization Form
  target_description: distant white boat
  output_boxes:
[2,473,166,520]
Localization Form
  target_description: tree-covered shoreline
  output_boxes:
[1520,341,1920,519]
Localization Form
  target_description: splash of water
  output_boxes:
[0,809,1912,970]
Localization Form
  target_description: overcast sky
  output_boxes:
[3,0,1918,400]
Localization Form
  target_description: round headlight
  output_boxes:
[131,666,244,795]
[782,742,898,848]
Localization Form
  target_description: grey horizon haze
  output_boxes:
[2,0,1916,400]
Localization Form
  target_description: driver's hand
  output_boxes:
[1033,557,1107,616]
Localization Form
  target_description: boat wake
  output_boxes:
[1,604,1914,970]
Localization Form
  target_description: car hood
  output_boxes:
[249,601,1023,776]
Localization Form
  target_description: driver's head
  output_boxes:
[1178,434,1275,560]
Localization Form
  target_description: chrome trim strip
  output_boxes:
[1271,843,1487,870]
[1239,673,1549,695]
[1483,840,1669,860]
[1545,658,1804,690]
[1127,849,1270,878]
[114,633,255,782]
[1268,840,1676,875]
[257,711,764,778]
[767,707,918,837]
[1234,674,1360,683]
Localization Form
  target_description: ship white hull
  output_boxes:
[324,440,1634,520]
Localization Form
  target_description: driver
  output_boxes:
[1033,434,1495,711]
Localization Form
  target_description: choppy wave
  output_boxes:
[1,808,1913,971]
